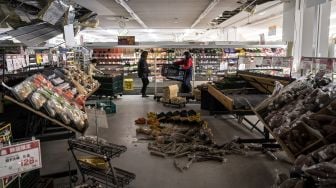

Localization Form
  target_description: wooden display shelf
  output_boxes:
[208,85,234,111]
[86,84,100,99]
[237,71,294,94]
[4,95,83,134]
[250,106,296,162]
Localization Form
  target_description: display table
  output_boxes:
[237,71,294,94]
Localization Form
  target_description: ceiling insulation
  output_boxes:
[3,22,62,46]
[211,0,275,26]
[0,0,96,45]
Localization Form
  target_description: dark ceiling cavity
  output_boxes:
[211,0,274,26]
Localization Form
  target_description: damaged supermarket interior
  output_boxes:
[1,0,336,187]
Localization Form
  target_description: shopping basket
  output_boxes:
[161,64,186,81]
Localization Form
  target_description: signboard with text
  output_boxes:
[118,36,135,45]
[0,140,42,178]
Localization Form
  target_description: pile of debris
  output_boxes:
[135,110,247,172]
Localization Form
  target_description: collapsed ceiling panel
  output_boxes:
[210,0,276,26]
[3,22,62,46]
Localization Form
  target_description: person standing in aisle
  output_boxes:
[138,51,150,97]
[173,51,193,93]
[87,59,103,77]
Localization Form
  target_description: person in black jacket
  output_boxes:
[138,51,150,97]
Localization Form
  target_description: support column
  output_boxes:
[283,0,331,72]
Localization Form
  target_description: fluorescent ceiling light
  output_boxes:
[258,11,265,16]
[145,29,154,33]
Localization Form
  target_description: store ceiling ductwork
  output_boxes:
[0,0,97,46]
[211,0,275,26]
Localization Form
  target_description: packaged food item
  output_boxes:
[30,91,47,110]
[12,80,36,101]
[51,77,64,85]
[75,94,86,107]
[63,90,74,101]
[59,113,71,125]
[57,82,70,90]
[46,97,64,117]
[47,73,56,80]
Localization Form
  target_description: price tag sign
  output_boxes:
[0,140,42,178]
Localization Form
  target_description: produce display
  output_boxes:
[62,67,99,95]
[257,75,336,158]
[276,144,336,188]
[3,67,99,133]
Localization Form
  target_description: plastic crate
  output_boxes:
[95,79,123,96]
[96,100,116,114]
[123,79,134,91]
[93,75,123,83]
[161,64,185,81]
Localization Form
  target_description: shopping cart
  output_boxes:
[161,64,186,81]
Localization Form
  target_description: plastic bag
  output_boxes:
[272,81,284,97]
[12,80,36,101]
[303,162,336,180]
[46,97,64,117]
[51,77,64,85]
[30,91,47,110]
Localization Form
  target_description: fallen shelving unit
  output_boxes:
[68,138,135,187]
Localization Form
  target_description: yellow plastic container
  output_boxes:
[123,78,134,91]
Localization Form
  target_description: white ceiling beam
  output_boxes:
[115,0,148,29]
[191,0,220,28]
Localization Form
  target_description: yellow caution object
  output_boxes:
[123,78,134,91]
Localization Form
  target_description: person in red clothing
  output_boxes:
[173,51,193,93]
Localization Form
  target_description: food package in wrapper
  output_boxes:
[45,97,63,117]
[33,74,53,88]
[303,162,336,182]
[30,91,47,110]
[65,107,86,130]
[51,77,64,86]
[78,156,109,170]
[59,113,71,125]
[163,84,179,99]
[12,80,36,101]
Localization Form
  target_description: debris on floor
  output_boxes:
[134,110,248,172]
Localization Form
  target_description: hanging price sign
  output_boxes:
[0,140,42,178]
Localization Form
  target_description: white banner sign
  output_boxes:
[0,140,42,178]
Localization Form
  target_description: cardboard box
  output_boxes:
[163,84,179,99]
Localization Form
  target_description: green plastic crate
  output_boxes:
[96,100,116,114]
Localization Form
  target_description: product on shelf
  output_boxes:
[276,144,336,187]
[4,71,91,132]
[30,91,48,110]
[63,67,99,95]
[11,79,36,101]
[256,74,336,159]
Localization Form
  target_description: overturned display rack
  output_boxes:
[68,138,135,187]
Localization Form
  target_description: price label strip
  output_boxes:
[0,140,42,178]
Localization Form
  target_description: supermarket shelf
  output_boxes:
[4,95,83,134]
[86,84,101,99]
[68,139,127,159]
[78,161,135,187]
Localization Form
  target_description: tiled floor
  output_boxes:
[41,95,291,188]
